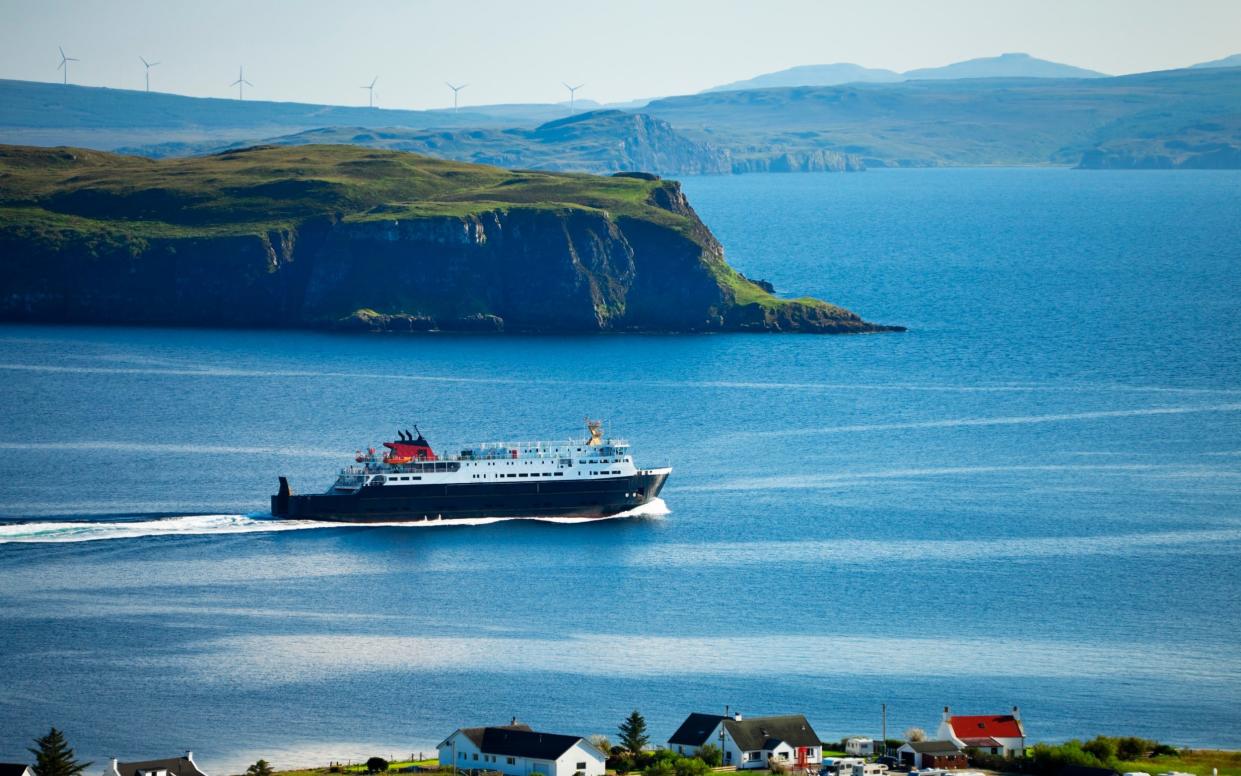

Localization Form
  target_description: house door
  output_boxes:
[796,749,808,768]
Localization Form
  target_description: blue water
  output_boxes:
[1,169,1240,771]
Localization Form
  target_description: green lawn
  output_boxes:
[0,143,686,240]
[1115,751,1241,776]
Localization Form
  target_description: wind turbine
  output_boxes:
[231,66,252,100]
[361,76,378,108]
[57,46,79,85]
[445,82,468,112]
[562,82,584,114]
[140,56,160,93]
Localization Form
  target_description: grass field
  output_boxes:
[0,143,688,239]
[1114,750,1241,776]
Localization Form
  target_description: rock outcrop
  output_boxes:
[0,144,901,335]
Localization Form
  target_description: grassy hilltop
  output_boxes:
[0,143,898,333]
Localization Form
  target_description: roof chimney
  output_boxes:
[511,717,517,725]
[734,712,742,722]
[943,706,951,722]
[185,753,193,762]
[111,759,119,776]
[1011,706,1020,721]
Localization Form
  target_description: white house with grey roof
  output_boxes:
[667,712,822,770]
[104,754,208,776]
[0,764,35,776]
[437,723,605,776]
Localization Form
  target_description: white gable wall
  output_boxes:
[553,740,606,776]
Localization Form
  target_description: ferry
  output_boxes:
[270,420,671,522]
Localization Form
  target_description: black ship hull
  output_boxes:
[270,470,670,522]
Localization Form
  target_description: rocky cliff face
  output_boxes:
[1077,144,1241,169]
[730,149,866,173]
[0,145,900,334]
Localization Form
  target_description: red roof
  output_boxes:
[949,715,1024,739]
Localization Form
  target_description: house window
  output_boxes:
[473,754,478,761]
[577,764,587,770]
[459,753,465,760]
[507,758,515,765]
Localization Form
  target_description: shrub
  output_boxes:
[674,757,710,776]
[697,745,724,768]
[643,761,676,776]
[1083,738,1118,763]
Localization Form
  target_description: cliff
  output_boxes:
[0,144,900,334]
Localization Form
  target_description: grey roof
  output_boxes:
[0,765,32,776]
[722,715,820,752]
[460,727,585,760]
[903,741,963,755]
[115,758,207,776]
[668,713,727,747]
[461,725,534,748]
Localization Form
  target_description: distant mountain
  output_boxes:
[0,79,586,150]
[645,67,1241,167]
[1190,53,1241,69]
[703,53,1106,93]
[118,110,864,176]
[903,52,1107,80]
[705,63,902,92]
[136,111,735,175]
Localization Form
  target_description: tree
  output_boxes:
[697,745,723,768]
[246,762,274,776]
[365,758,389,774]
[590,736,613,758]
[29,728,91,776]
[619,710,650,755]
[903,728,926,743]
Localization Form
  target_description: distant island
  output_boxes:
[2,59,1238,173]
[0,144,901,334]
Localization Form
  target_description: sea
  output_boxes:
[1,168,1239,772]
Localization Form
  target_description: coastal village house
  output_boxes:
[104,754,208,776]
[437,723,606,776]
[896,741,967,770]
[936,707,1027,758]
[1,764,35,776]
[667,712,822,770]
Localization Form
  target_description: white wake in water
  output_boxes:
[0,498,670,544]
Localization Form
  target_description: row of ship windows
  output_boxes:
[466,469,623,479]
[471,472,565,479]
[468,458,630,466]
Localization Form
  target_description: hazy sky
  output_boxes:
[2,0,1238,109]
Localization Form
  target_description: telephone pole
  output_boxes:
[881,704,888,757]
